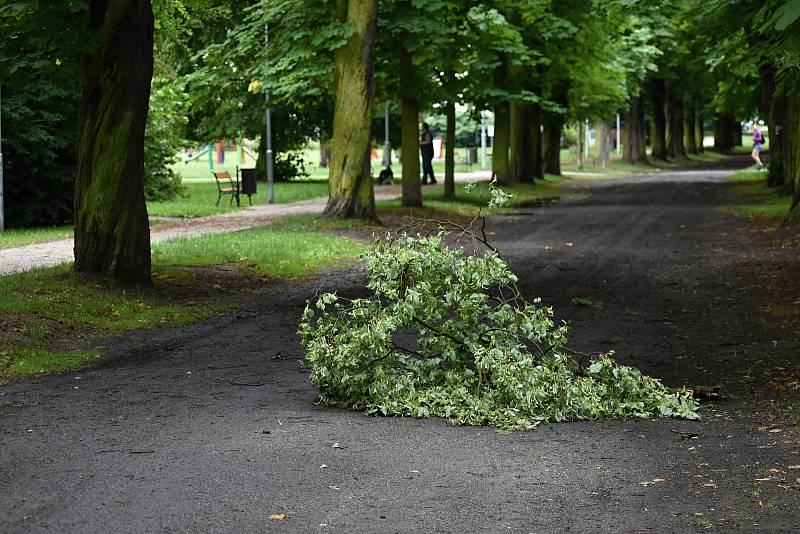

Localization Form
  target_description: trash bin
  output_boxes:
[239,167,258,205]
[468,147,478,165]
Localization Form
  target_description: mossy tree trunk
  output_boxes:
[73,0,154,286]
[399,32,421,207]
[493,102,512,184]
[444,100,456,199]
[623,93,648,164]
[542,120,562,176]
[650,78,668,160]
[325,0,378,219]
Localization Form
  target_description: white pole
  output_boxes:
[265,24,275,204]
[0,84,4,233]
[616,113,621,155]
[480,111,487,170]
[384,102,390,167]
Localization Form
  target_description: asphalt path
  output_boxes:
[2,161,799,533]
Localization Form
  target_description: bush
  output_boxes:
[300,225,699,430]
[144,79,187,202]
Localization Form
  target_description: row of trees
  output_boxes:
[0,0,798,285]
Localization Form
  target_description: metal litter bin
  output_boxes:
[238,167,258,205]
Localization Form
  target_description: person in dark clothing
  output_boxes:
[420,122,436,185]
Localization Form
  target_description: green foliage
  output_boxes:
[300,228,699,430]
[144,79,188,201]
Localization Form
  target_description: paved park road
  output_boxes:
[2,163,800,533]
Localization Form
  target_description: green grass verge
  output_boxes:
[377,176,567,218]
[152,224,366,277]
[0,265,221,382]
[0,226,73,249]
[147,180,330,218]
[721,169,792,220]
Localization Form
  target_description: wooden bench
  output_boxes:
[213,171,239,206]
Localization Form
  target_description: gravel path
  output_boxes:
[0,191,401,276]
[2,160,799,532]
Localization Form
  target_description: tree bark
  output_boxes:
[319,141,331,168]
[650,79,668,160]
[542,120,562,175]
[493,102,512,184]
[444,100,456,199]
[594,120,610,168]
[510,102,536,183]
[785,95,799,219]
[399,31,421,207]
[695,107,704,154]
[666,91,686,159]
[623,93,648,164]
[324,0,378,219]
[530,104,543,180]
[684,105,698,155]
[714,113,738,152]
[73,0,154,286]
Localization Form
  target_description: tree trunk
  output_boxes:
[666,91,686,159]
[530,104,543,180]
[714,113,738,152]
[324,0,378,219]
[695,107,704,154]
[594,120,610,168]
[542,120,562,175]
[785,95,799,219]
[319,141,331,168]
[444,100,455,199]
[510,102,535,183]
[623,93,648,164]
[73,0,154,286]
[770,94,787,189]
[684,105,698,155]
[650,79,668,160]
[493,102,512,184]
[399,31,421,207]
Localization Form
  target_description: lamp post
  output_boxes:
[480,111,487,170]
[384,102,391,167]
[616,113,621,155]
[265,23,275,204]
[0,84,4,232]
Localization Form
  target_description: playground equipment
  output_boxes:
[184,137,258,169]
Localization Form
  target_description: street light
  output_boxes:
[265,23,275,204]
[480,111,487,170]
[384,102,391,167]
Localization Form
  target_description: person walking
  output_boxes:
[420,122,436,185]
[752,125,765,170]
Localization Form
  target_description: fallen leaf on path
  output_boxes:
[331,442,343,449]
[754,478,772,482]
[769,468,781,474]
[269,514,287,520]
[787,465,800,469]
[757,501,763,508]
[320,464,327,469]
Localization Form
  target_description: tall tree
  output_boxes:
[325,0,378,218]
[72,0,154,285]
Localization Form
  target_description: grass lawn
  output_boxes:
[147,180,331,218]
[0,226,73,249]
[0,265,221,382]
[1,224,365,382]
[152,224,365,277]
[721,168,792,220]
[377,176,568,219]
